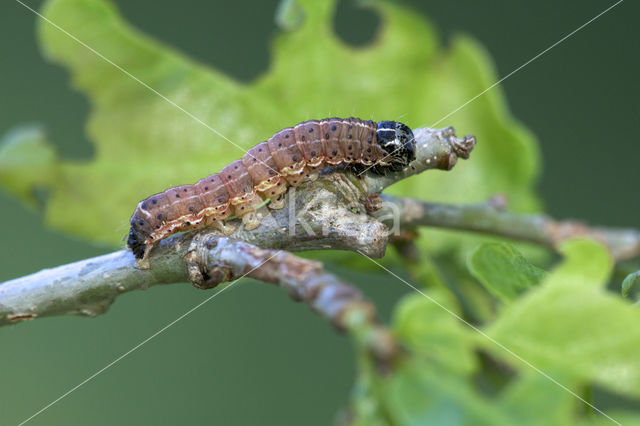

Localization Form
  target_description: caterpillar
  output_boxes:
[127,117,415,265]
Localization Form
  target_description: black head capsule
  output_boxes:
[376,121,416,171]
[127,227,147,260]
[128,214,152,259]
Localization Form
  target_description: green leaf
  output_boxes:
[393,290,476,376]
[485,240,640,399]
[383,361,510,426]
[498,372,575,426]
[577,411,640,426]
[350,289,506,425]
[274,0,305,30]
[621,270,640,297]
[468,242,547,303]
[546,239,613,289]
[0,125,57,206]
[0,0,541,249]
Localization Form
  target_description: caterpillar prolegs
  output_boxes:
[127,117,415,265]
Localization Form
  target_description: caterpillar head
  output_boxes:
[128,212,152,260]
[376,121,416,170]
[127,227,147,260]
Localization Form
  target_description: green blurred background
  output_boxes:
[0,0,638,424]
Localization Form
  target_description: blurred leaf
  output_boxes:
[349,288,502,425]
[393,289,476,376]
[577,411,640,426]
[0,125,57,206]
[274,0,305,30]
[383,361,510,426]
[621,270,640,297]
[434,252,497,323]
[498,371,575,426]
[0,0,541,249]
[546,239,612,289]
[486,240,640,399]
[468,242,546,303]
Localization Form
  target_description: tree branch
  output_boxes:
[378,194,640,261]
[184,235,399,365]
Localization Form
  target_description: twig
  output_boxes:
[363,126,476,194]
[378,194,640,261]
[185,235,399,365]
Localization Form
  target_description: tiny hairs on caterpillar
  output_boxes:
[127,117,415,265]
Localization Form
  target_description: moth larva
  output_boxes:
[128,117,415,265]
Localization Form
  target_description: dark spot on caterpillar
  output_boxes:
[234,165,238,169]
[308,128,313,133]
[331,125,336,131]
[218,198,223,203]
[152,199,157,205]
[227,175,231,179]
[301,135,305,141]
[271,191,275,194]
[278,143,282,147]
[332,149,337,155]
[367,148,371,153]
[285,134,289,139]
[253,158,257,161]
[155,225,160,229]
[367,138,372,142]
[292,155,298,162]
[258,148,262,152]
[189,206,194,212]
[205,186,209,190]
[348,134,352,139]
[210,179,214,182]
[325,133,329,139]
[142,202,148,209]
[185,221,191,226]
[349,125,353,129]
[269,170,276,175]
[183,188,187,192]
[138,220,144,226]
[175,194,180,198]
[311,150,316,156]
[157,214,163,220]
[348,145,352,150]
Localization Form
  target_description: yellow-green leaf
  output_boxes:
[468,242,547,303]
[486,240,639,399]
[0,125,57,206]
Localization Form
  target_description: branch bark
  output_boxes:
[378,195,640,262]
[185,235,399,365]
